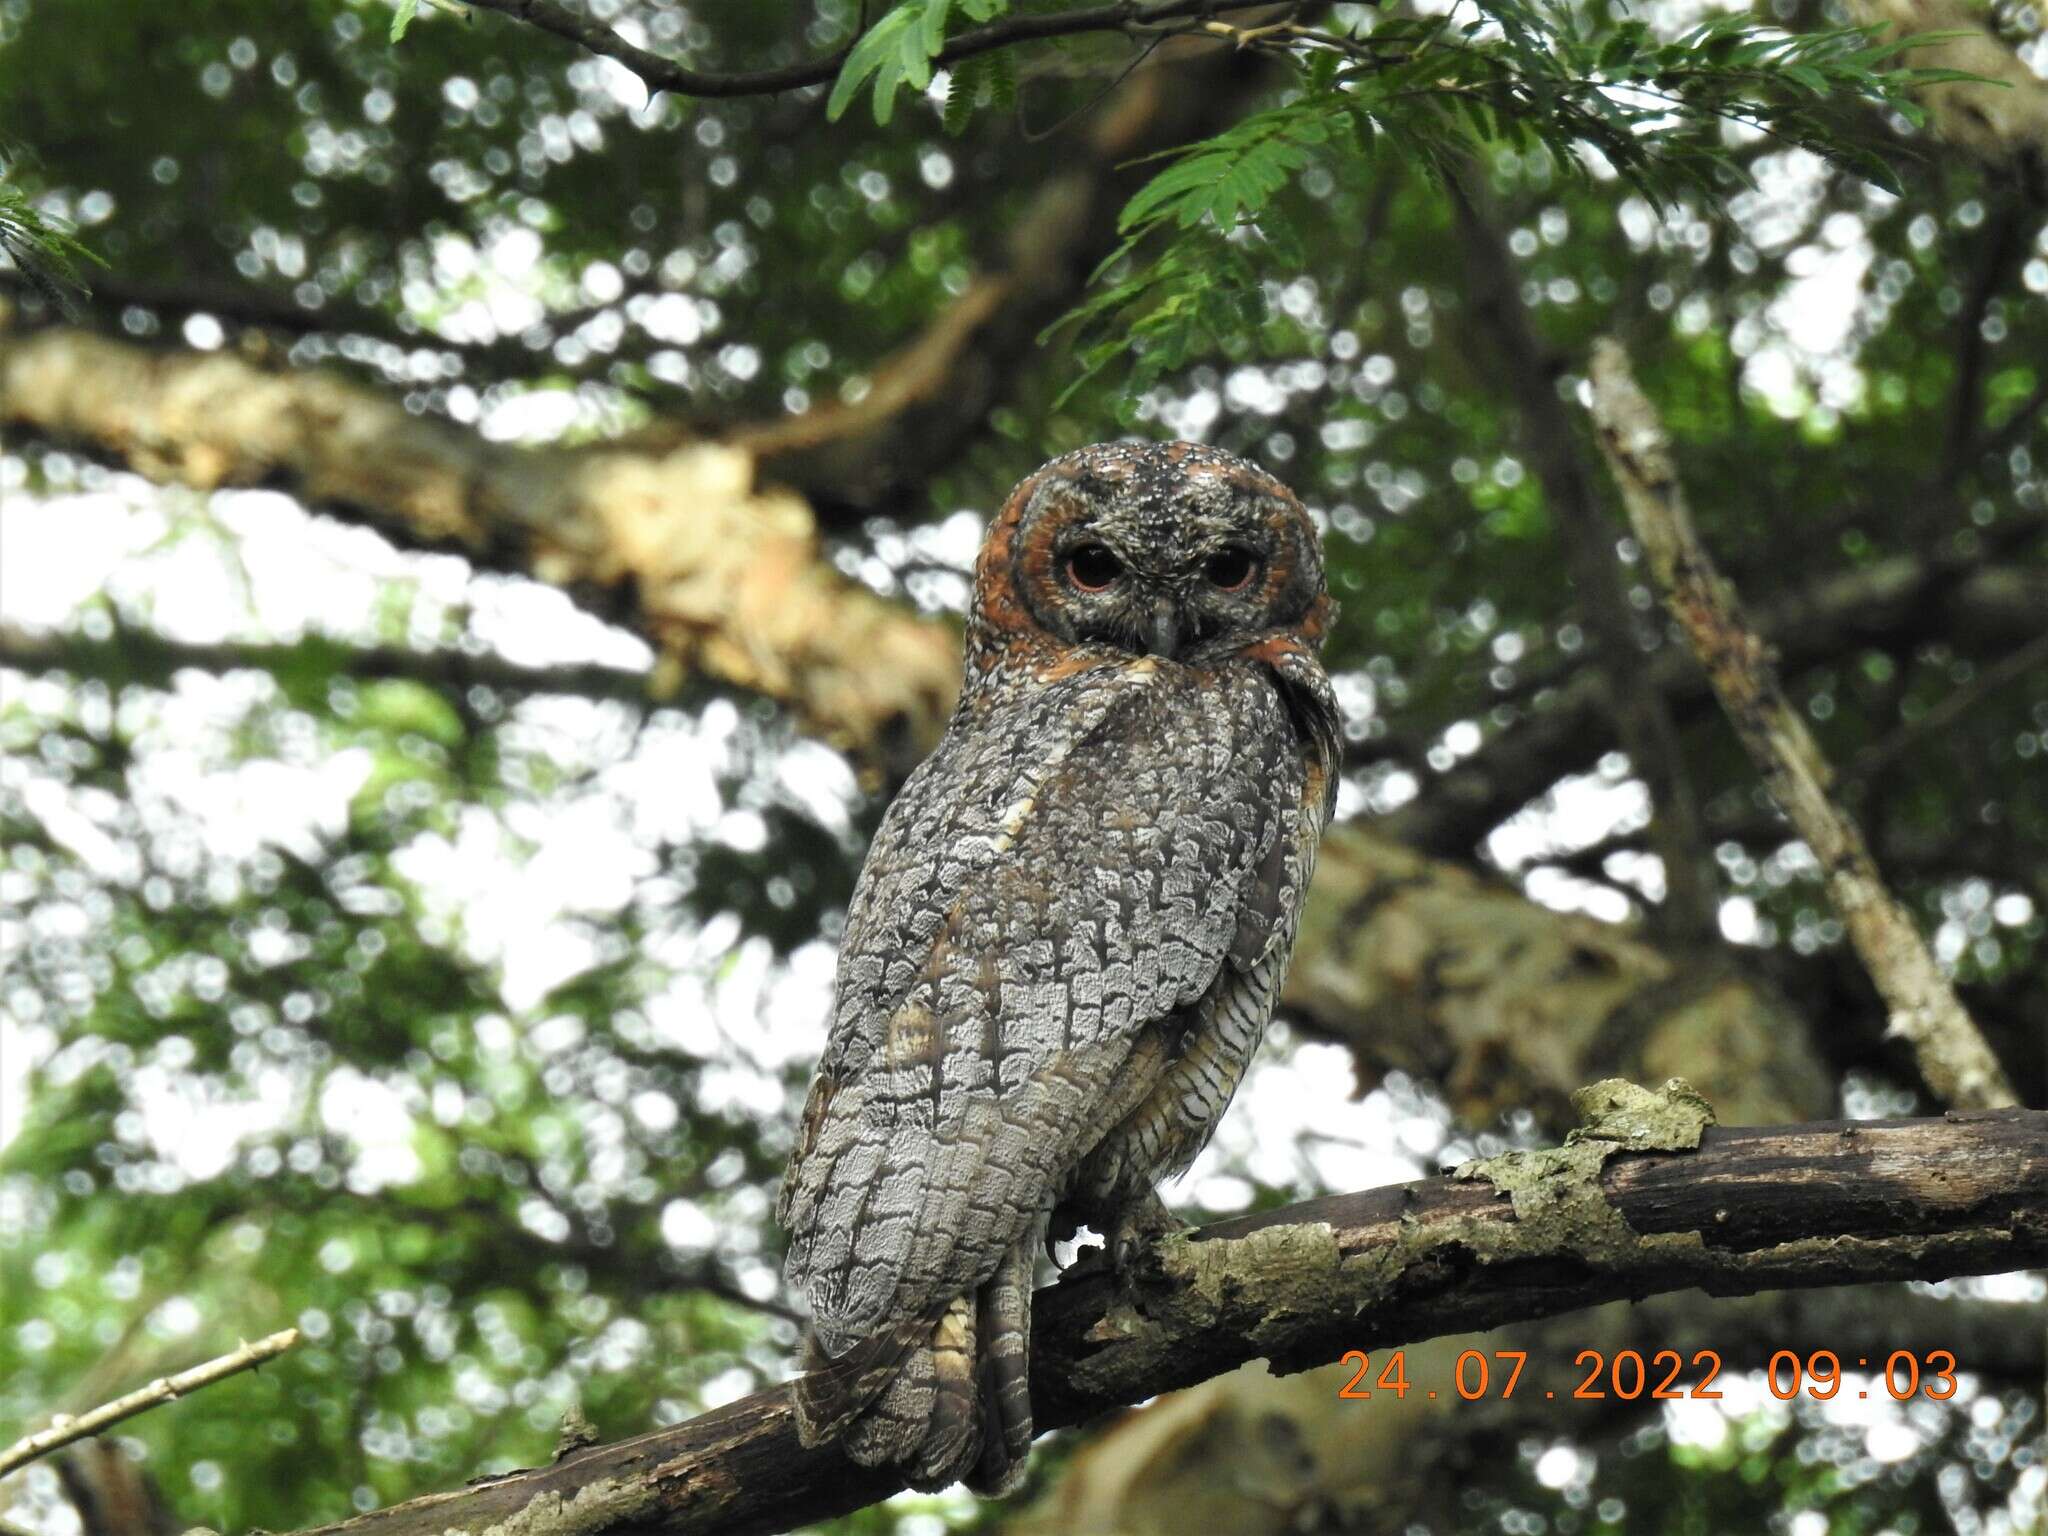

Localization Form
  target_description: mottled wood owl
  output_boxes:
[778,440,1340,1493]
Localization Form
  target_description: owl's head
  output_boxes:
[969,441,1330,670]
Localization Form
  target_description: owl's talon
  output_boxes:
[1060,1239,1111,1279]
[1110,1192,1181,1289]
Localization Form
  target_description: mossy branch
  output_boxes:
[283,1084,2047,1536]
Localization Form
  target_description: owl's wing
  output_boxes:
[779,659,1304,1364]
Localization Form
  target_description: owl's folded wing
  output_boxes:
[779,660,1305,1363]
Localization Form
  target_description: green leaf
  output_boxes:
[826,6,923,124]
[390,0,419,44]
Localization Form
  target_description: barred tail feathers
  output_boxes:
[793,1219,1044,1495]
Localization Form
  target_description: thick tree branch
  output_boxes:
[0,26,1294,768]
[1285,827,1832,1131]
[1850,0,2048,181]
[284,1094,2047,1536]
[0,325,962,776]
[1587,338,2019,1111]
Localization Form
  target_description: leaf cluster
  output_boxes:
[936,2,1988,395]
[828,0,1010,125]
[0,146,103,319]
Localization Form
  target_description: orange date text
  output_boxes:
[1334,1348,1960,1403]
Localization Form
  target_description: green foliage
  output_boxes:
[0,148,101,317]
[828,0,1010,125]
[941,47,1016,136]
[1027,9,1987,394]
[390,0,469,45]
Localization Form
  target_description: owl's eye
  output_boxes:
[1204,546,1260,592]
[1065,543,1123,592]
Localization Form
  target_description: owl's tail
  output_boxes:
[792,1218,1042,1495]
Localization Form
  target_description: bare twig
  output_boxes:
[1449,187,1718,938]
[0,1328,301,1479]
[457,0,1285,101]
[1843,629,2048,794]
[1586,337,2019,1111]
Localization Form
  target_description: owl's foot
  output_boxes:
[1043,1191,1180,1284]
[1110,1189,1182,1288]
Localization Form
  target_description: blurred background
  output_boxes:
[0,0,2043,1532]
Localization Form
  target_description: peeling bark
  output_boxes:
[1285,829,1832,1130]
[0,328,963,777]
[282,1091,2048,1536]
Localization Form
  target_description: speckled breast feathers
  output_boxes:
[778,441,1339,1493]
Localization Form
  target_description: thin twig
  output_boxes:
[0,1328,301,1478]
[1586,337,2018,1111]
[1843,629,2048,794]
[1449,188,1718,939]
[457,0,1285,101]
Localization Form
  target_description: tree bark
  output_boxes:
[282,1092,2048,1536]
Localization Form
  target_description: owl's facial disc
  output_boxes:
[984,441,1327,665]
[1020,502,1311,661]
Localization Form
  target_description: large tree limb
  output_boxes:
[283,1092,2046,1536]
[1850,0,2048,180]
[1588,339,2018,1111]
[0,21,1293,770]
[1284,827,1832,1130]
[0,324,962,776]
[8,319,2038,814]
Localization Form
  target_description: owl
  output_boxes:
[778,440,1340,1494]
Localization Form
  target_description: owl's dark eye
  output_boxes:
[1204,546,1260,592]
[1065,543,1123,592]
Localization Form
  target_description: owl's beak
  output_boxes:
[1148,596,1182,660]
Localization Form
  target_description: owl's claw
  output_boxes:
[1110,1190,1182,1288]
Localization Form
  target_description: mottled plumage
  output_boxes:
[779,440,1339,1493]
